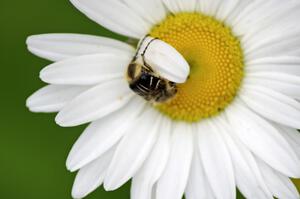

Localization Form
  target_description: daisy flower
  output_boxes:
[26,0,300,199]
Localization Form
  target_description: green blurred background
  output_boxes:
[0,0,299,198]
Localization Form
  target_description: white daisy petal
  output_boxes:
[256,158,300,199]
[245,34,300,61]
[245,78,300,100]
[248,56,300,66]
[234,1,298,37]
[131,180,152,199]
[216,116,273,199]
[104,109,160,191]
[198,0,210,15]
[26,33,134,62]
[40,54,131,86]
[199,0,222,17]
[244,29,300,57]
[197,120,236,199]
[156,123,193,199]
[215,0,240,22]
[71,146,115,199]
[66,97,145,172]
[180,0,198,12]
[163,0,198,13]
[121,0,166,25]
[185,137,215,199]
[247,56,300,76]
[56,79,133,127]
[131,117,172,199]
[26,85,89,113]
[225,0,253,26]
[70,0,151,38]
[142,37,190,83]
[244,72,300,99]
[233,0,277,28]
[276,125,300,159]
[240,2,300,51]
[226,100,300,178]
[241,85,300,129]
[227,142,272,199]
[161,0,181,13]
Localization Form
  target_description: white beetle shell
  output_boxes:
[136,36,190,83]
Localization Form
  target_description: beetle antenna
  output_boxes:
[141,37,158,70]
[133,34,150,61]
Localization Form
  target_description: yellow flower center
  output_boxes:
[150,13,244,122]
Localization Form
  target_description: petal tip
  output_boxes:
[26,35,36,46]
[55,112,81,127]
[103,179,119,192]
[66,155,81,172]
[25,95,39,112]
[55,113,71,127]
[39,66,53,83]
[25,96,33,108]
[39,70,46,82]
[66,162,76,172]
[71,187,85,199]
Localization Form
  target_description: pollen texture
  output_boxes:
[150,13,244,122]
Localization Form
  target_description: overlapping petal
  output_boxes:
[104,109,161,191]
[185,140,215,199]
[197,120,236,199]
[226,100,300,178]
[71,147,115,199]
[26,33,134,61]
[247,56,300,76]
[156,123,193,199]
[131,117,171,199]
[240,85,300,129]
[56,79,133,127]
[198,0,222,16]
[70,0,152,38]
[276,125,300,159]
[162,0,198,13]
[236,0,300,60]
[66,97,145,172]
[40,54,131,85]
[256,158,300,199]
[244,72,300,100]
[26,85,90,113]
[121,0,166,25]
[216,116,272,198]
[214,0,240,22]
